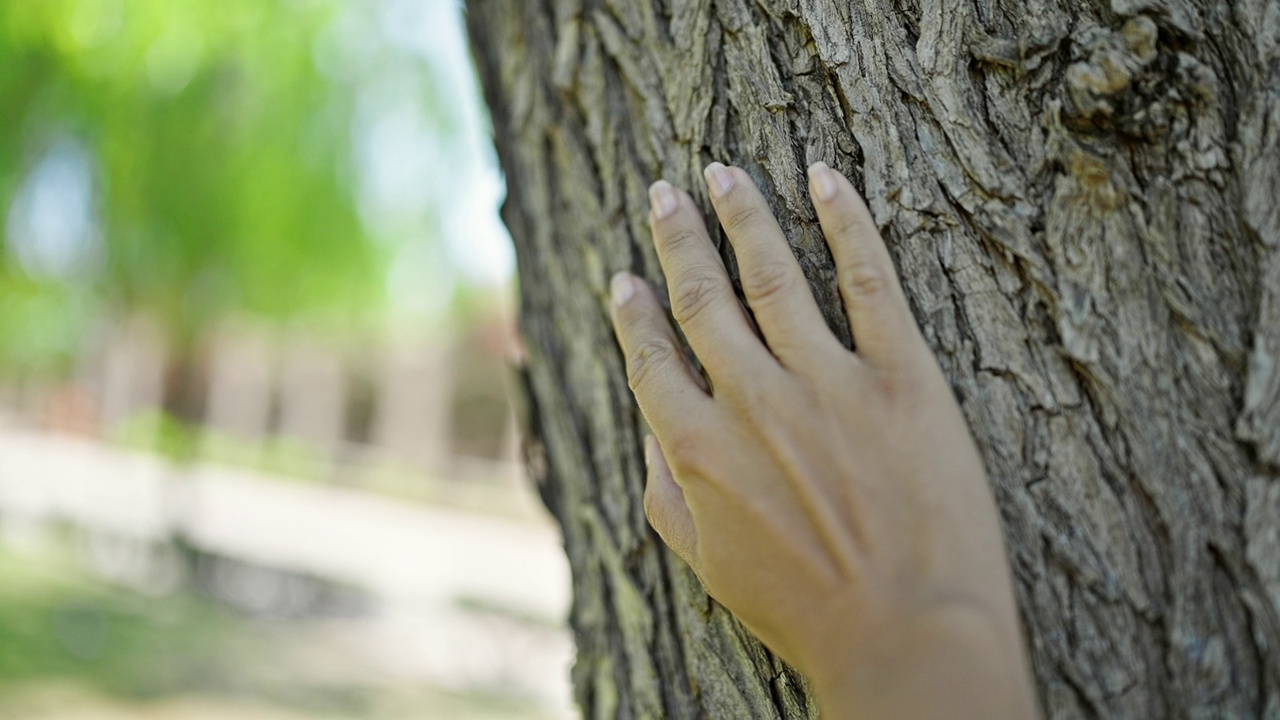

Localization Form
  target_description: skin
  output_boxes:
[608,162,1042,719]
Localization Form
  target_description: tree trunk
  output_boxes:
[464,1,1280,717]
[160,341,209,461]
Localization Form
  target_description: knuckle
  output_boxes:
[729,374,780,419]
[829,211,864,241]
[722,202,764,233]
[839,260,889,299]
[611,298,646,334]
[626,340,675,393]
[659,227,704,254]
[744,263,797,305]
[885,342,944,393]
[670,274,724,326]
[731,389,771,426]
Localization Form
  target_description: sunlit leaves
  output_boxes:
[0,0,448,372]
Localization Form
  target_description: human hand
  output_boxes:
[608,162,1040,718]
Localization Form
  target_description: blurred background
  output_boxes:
[0,1,573,718]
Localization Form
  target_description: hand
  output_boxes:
[608,162,1040,718]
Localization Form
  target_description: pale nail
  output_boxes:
[808,161,838,202]
[611,272,637,307]
[649,181,678,220]
[704,162,735,197]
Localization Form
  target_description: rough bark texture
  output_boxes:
[465,1,1280,717]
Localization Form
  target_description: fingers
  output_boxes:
[807,162,919,366]
[703,163,831,365]
[610,273,713,435]
[643,434,699,567]
[648,181,773,378]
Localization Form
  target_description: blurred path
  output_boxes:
[0,429,574,716]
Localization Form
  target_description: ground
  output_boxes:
[0,431,573,720]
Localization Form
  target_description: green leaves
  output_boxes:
[0,0,453,372]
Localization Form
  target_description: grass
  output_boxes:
[0,530,570,719]
[0,533,249,699]
[111,411,332,481]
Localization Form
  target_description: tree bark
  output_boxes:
[464,1,1280,717]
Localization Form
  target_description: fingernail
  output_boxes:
[649,181,678,220]
[808,161,838,202]
[611,272,637,307]
[704,162,735,197]
[643,434,655,468]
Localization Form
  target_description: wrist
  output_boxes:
[808,601,1040,720]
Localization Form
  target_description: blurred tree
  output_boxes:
[0,0,450,438]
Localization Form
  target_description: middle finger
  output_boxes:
[648,180,774,382]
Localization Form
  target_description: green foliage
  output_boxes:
[0,276,91,376]
[0,0,448,372]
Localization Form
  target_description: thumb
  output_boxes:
[643,434,699,569]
